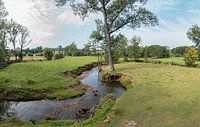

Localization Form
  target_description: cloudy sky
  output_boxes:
[3,0,200,48]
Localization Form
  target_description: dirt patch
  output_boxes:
[101,73,122,83]
[68,84,82,90]
[64,71,73,78]
[77,71,90,80]
[0,93,20,101]
[125,120,137,127]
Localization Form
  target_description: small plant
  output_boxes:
[43,48,53,60]
[184,47,198,67]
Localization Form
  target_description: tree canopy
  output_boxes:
[55,0,158,72]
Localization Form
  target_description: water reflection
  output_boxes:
[0,68,125,122]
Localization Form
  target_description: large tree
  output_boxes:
[187,25,200,48]
[55,0,158,72]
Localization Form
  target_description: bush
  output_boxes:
[35,53,43,56]
[43,48,53,60]
[184,47,198,67]
[53,52,64,60]
[0,47,5,62]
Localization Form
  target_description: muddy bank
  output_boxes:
[101,72,135,89]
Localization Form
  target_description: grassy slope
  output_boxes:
[0,56,97,100]
[106,62,200,127]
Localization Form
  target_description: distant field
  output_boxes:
[10,56,46,61]
[0,56,97,100]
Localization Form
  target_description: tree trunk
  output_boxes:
[13,42,17,61]
[106,32,115,72]
[102,3,115,72]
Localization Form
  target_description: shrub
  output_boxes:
[53,52,64,60]
[184,47,198,67]
[0,47,5,62]
[43,48,53,60]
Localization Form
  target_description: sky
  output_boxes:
[3,0,200,48]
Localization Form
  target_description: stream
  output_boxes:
[0,67,126,122]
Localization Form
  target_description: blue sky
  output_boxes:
[3,0,200,48]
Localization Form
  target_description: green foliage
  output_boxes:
[43,48,53,60]
[184,47,198,67]
[128,35,142,61]
[104,50,120,64]
[64,42,78,56]
[53,52,64,60]
[147,45,170,58]
[187,25,200,48]
[56,0,158,72]
[0,46,5,62]
[111,33,128,58]
[171,46,189,57]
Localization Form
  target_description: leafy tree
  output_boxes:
[55,0,158,72]
[64,42,78,56]
[147,45,170,58]
[187,25,200,48]
[43,48,53,60]
[128,35,142,61]
[184,47,198,67]
[18,26,32,62]
[7,20,22,61]
[171,46,189,57]
[0,0,8,63]
[111,33,128,58]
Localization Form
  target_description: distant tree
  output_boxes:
[112,33,128,58]
[18,26,32,62]
[43,48,53,60]
[82,43,92,56]
[147,45,170,58]
[64,42,78,56]
[35,46,43,53]
[184,47,198,67]
[171,46,189,57]
[128,35,142,61]
[187,25,200,48]
[55,0,158,72]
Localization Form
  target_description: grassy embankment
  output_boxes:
[104,62,200,127]
[0,56,97,100]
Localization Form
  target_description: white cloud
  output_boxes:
[3,0,88,48]
[146,0,180,13]
[57,8,83,25]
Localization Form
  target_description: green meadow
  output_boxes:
[0,56,97,100]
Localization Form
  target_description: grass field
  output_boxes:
[0,56,97,100]
[104,62,200,127]
[2,58,200,127]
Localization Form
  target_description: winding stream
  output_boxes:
[0,68,125,122]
